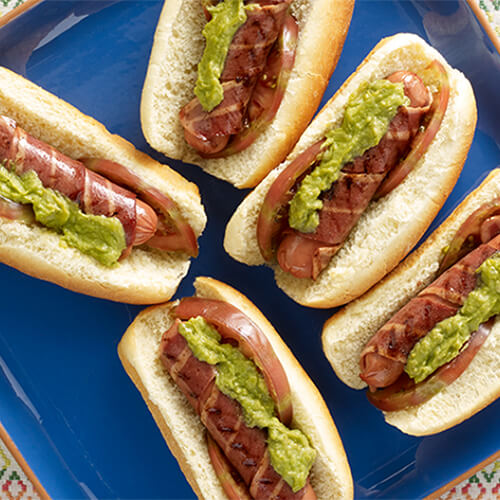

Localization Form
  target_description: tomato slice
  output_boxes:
[375,60,450,198]
[82,159,198,257]
[438,197,500,273]
[205,12,299,158]
[175,297,293,426]
[367,319,494,412]
[0,196,35,223]
[207,434,252,500]
[257,140,325,261]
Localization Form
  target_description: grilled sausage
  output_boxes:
[277,71,431,279]
[0,115,158,250]
[159,319,315,499]
[360,233,500,390]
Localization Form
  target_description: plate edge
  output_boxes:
[0,0,44,28]
[465,0,500,54]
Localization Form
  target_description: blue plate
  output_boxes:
[0,0,499,498]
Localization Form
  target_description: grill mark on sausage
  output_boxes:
[179,1,290,154]
[276,72,431,280]
[359,233,500,389]
[159,319,314,499]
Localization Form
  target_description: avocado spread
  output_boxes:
[0,163,126,266]
[406,254,500,383]
[288,80,409,233]
[178,316,316,492]
[194,0,247,112]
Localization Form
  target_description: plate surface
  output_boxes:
[0,0,499,498]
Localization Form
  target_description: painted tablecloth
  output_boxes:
[0,439,43,500]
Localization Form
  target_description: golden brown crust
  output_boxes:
[118,277,353,499]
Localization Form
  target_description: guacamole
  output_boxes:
[406,254,500,383]
[288,80,409,233]
[194,0,247,112]
[0,163,126,266]
[178,316,316,492]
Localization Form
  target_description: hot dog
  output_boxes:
[141,0,354,188]
[322,170,500,435]
[179,0,295,157]
[0,67,206,304]
[224,33,476,308]
[118,277,353,499]
[274,70,433,279]
[0,115,159,254]
[359,235,500,391]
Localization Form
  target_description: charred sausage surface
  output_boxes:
[277,71,431,279]
[160,320,315,499]
[360,233,500,390]
[179,0,291,155]
[0,116,158,251]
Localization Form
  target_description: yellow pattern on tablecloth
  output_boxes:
[0,439,42,500]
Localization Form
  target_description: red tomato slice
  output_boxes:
[375,60,450,198]
[82,158,198,257]
[367,319,494,412]
[438,197,500,273]
[257,140,325,261]
[207,434,252,500]
[175,297,293,426]
[205,12,299,158]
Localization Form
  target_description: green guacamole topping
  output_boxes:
[178,316,316,492]
[288,80,409,233]
[406,254,500,383]
[194,0,247,112]
[0,163,126,266]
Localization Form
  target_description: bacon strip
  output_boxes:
[438,197,500,273]
[0,116,158,253]
[277,71,431,279]
[159,320,315,500]
[179,1,290,156]
[359,233,500,390]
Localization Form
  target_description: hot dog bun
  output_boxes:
[118,276,353,499]
[224,33,476,308]
[322,170,500,436]
[0,67,206,304]
[140,0,354,188]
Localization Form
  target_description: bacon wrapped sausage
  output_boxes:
[0,115,157,256]
[277,71,431,279]
[360,233,500,391]
[0,115,199,260]
[357,202,500,412]
[256,66,450,280]
[159,298,316,500]
[179,0,297,156]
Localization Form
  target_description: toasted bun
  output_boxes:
[0,67,207,304]
[224,33,477,308]
[118,276,353,499]
[322,170,500,435]
[140,0,354,188]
